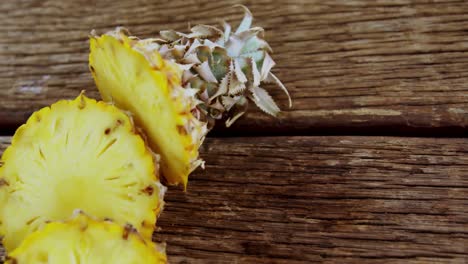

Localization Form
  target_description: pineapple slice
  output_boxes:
[89,33,206,187]
[5,212,167,263]
[0,94,165,251]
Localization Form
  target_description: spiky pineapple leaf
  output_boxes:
[160,30,180,42]
[251,86,281,116]
[222,21,231,43]
[260,53,275,81]
[221,95,239,111]
[183,53,201,64]
[196,45,212,63]
[185,39,203,57]
[234,59,247,83]
[211,47,230,80]
[189,24,223,39]
[210,74,229,101]
[225,97,248,127]
[227,28,263,57]
[250,57,261,86]
[265,72,292,108]
[195,61,218,83]
[228,70,247,96]
[235,5,253,33]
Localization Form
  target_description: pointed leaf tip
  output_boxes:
[260,52,276,81]
[209,74,229,101]
[190,24,223,39]
[225,97,248,127]
[234,5,253,34]
[195,61,219,83]
[234,59,247,83]
[267,73,292,108]
[250,58,261,87]
[160,30,180,42]
[222,20,231,42]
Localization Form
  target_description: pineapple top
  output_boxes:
[157,5,292,127]
[107,5,291,129]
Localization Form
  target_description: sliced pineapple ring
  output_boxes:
[89,31,206,188]
[0,94,165,251]
[5,212,167,264]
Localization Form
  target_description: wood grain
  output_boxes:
[1,0,468,135]
[1,136,467,263]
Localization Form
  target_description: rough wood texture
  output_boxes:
[1,136,467,263]
[1,0,468,135]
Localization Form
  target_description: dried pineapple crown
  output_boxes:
[113,5,291,129]
[159,5,291,127]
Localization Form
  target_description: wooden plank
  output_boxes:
[1,136,467,263]
[1,0,468,135]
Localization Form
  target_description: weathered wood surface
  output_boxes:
[1,136,467,263]
[1,0,468,135]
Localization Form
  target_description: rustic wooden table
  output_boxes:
[1,0,468,263]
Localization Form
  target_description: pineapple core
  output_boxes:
[0,95,165,251]
[5,212,167,263]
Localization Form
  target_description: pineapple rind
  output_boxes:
[6,212,167,264]
[89,31,207,187]
[0,94,165,251]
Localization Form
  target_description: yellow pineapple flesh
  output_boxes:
[0,94,165,251]
[89,32,206,187]
[5,212,167,263]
